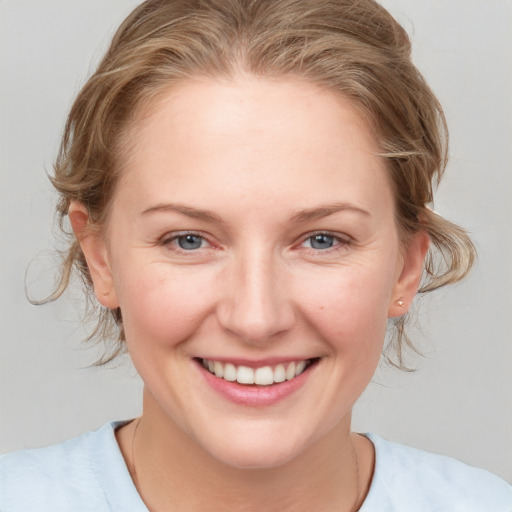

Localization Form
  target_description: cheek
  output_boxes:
[116,264,217,349]
[294,263,394,355]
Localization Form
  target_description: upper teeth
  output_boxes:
[202,359,309,386]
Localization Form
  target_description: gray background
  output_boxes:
[1,0,511,482]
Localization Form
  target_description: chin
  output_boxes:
[194,420,321,470]
[209,441,302,470]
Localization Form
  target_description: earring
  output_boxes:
[396,298,405,307]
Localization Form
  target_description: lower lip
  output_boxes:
[196,360,317,407]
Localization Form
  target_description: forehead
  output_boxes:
[132,75,378,156]
[117,76,392,219]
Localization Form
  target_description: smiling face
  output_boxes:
[74,76,427,469]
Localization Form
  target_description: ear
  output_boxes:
[388,230,430,318]
[68,201,119,309]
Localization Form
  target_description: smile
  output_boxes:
[200,358,316,386]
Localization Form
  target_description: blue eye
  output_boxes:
[307,234,336,250]
[175,234,204,250]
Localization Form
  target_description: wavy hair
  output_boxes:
[47,0,475,366]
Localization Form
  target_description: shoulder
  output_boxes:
[0,421,145,512]
[361,434,512,512]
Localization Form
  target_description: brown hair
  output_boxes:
[49,0,475,366]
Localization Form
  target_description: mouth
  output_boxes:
[197,357,320,386]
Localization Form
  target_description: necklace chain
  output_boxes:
[351,437,362,512]
[130,417,362,511]
[131,417,141,490]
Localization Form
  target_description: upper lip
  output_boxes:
[195,356,319,368]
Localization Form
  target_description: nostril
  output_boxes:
[216,296,296,345]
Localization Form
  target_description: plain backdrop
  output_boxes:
[1,0,511,482]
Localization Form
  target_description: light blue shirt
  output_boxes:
[1,422,511,511]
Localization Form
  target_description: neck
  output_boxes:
[117,390,373,512]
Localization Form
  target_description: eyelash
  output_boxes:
[299,231,351,253]
[159,231,351,255]
[160,232,212,252]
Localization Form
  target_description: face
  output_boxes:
[76,76,426,469]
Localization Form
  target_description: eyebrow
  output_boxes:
[140,203,225,224]
[140,201,370,224]
[290,202,371,223]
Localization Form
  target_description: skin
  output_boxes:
[70,76,429,511]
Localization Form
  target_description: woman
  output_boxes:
[1,0,510,510]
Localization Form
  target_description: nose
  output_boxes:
[216,248,295,345]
